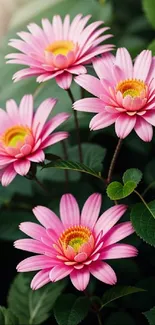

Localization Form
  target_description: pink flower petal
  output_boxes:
[41,132,69,149]
[70,268,90,291]
[103,221,134,247]
[33,98,57,139]
[133,50,152,81]
[90,112,118,131]
[60,194,80,228]
[41,113,70,141]
[74,252,87,262]
[92,52,114,80]
[54,54,68,69]
[20,144,32,156]
[31,269,50,290]
[52,15,63,40]
[89,261,117,285]
[14,239,52,254]
[19,222,46,240]
[94,205,128,236]
[1,164,17,186]
[134,117,153,142]
[13,68,44,82]
[115,48,133,79]
[67,65,87,75]
[115,114,136,138]
[50,265,73,282]
[13,159,30,176]
[27,149,45,162]
[19,94,33,127]
[142,110,155,126]
[101,243,138,259]
[73,98,104,113]
[33,206,64,234]
[55,71,72,89]
[81,193,102,230]
[75,74,104,98]
[6,99,20,123]
[17,255,57,272]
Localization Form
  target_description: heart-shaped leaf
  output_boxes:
[123,168,142,185]
[107,181,136,200]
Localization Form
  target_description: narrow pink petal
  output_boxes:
[17,255,57,272]
[81,193,102,229]
[13,68,44,82]
[134,117,153,142]
[89,261,117,285]
[103,222,134,247]
[50,265,73,282]
[90,112,118,131]
[6,99,20,123]
[67,65,87,75]
[133,50,152,81]
[13,159,30,176]
[101,243,138,259]
[69,14,83,39]
[60,194,80,228]
[55,72,72,90]
[32,98,57,138]
[27,150,45,162]
[33,206,64,234]
[115,114,136,138]
[41,113,70,141]
[93,52,115,79]
[73,98,104,113]
[142,110,155,126]
[115,48,133,79]
[76,45,114,65]
[19,222,46,240]
[41,132,69,149]
[63,14,70,39]
[75,74,104,98]
[31,269,50,290]
[52,15,63,40]
[19,94,33,127]
[1,165,17,186]
[70,268,90,291]
[42,18,54,43]
[14,239,52,254]
[94,205,128,236]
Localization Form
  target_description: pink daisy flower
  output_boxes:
[15,193,137,291]
[74,48,155,142]
[0,95,70,186]
[5,14,113,89]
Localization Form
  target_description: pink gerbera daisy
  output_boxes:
[0,95,70,186]
[5,14,114,89]
[15,193,137,291]
[74,48,155,141]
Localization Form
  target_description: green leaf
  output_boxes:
[143,306,155,324]
[143,0,155,29]
[100,286,145,309]
[107,181,136,200]
[43,159,102,180]
[130,201,155,246]
[105,312,136,325]
[8,273,67,325]
[0,307,19,325]
[148,39,155,55]
[54,294,90,325]
[123,168,142,185]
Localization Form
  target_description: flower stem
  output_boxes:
[67,88,83,163]
[97,312,103,325]
[34,176,49,194]
[142,181,155,197]
[107,138,122,184]
[33,83,46,100]
[62,140,69,191]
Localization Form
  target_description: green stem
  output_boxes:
[33,83,46,99]
[67,88,83,163]
[97,312,103,325]
[34,176,49,194]
[107,138,122,184]
[142,181,155,197]
[134,189,155,218]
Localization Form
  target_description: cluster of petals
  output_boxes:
[15,193,138,291]
[6,14,113,89]
[74,48,155,142]
[0,95,70,186]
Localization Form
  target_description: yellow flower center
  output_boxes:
[45,40,75,56]
[2,125,31,147]
[116,79,146,98]
[59,225,92,253]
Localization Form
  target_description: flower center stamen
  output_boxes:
[59,225,92,253]
[45,40,75,56]
[2,125,31,147]
[116,79,146,98]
